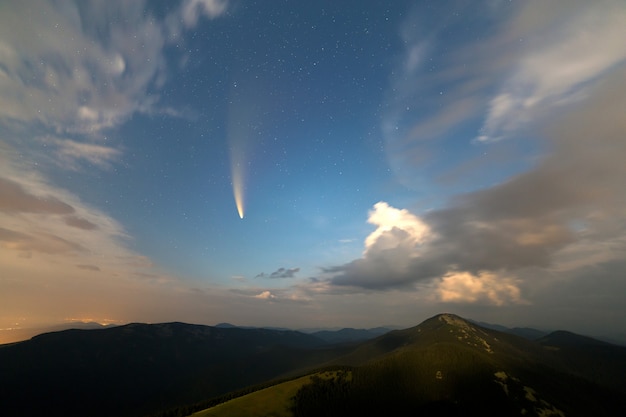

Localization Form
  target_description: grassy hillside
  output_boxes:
[191,371,347,417]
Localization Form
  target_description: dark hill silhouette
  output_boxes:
[538,329,615,347]
[311,327,391,344]
[290,313,626,417]
[537,329,626,392]
[0,322,338,417]
[2,314,625,417]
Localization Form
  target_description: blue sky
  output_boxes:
[1,0,626,341]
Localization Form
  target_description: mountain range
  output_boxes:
[1,314,624,417]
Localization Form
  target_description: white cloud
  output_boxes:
[0,1,165,133]
[49,137,121,170]
[328,202,435,290]
[0,0,229,134]
[0,1,234,330]
[183,0,229,27]
[364,202,431,255]
[477,1,626,142]
[254,290,276,300]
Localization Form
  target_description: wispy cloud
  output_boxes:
[0,0,229,135]
[50,138,121,171]
[256,267,301,279]
[324,63,626,308]
[182,0,229,27]
[476,1,626,142]
[0,0,231,328]
[382,0,626,192]
[0,177,74,215]
[0,147,183,325]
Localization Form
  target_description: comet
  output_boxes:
[231,161,245,219]
[227,76,267,219]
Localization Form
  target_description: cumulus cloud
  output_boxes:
[254,290,276,300]
[326,64,626,307]
[328,202,434,290]
[437,271,525,306]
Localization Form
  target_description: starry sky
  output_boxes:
[1,0,626,341]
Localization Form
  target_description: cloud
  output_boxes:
[0,156,200,327]
[382,0,626,193]
[50,138,121,171]
[0,0,229,134]
[0,227,84,255]
[256,267,301,279]
[0,177,74,215]
[65,216,98,231]
[254,291,276,300]
[436,271,525,306]
[182,0,229,27]
[328,202,434,290]
[338,238,355,244]
[0,1,159,133]
[325,63,626,307]
[0,1,234,329]
[476,1,626,142]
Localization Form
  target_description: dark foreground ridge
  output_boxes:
[289,313,626,417]
[1,313,625,417]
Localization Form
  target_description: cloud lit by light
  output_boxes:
[1,0,625,343]
[437,271,525,306]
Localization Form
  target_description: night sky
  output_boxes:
[2,0,626,341]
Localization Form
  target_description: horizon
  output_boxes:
[2,311,626,347]
[2,1,626,343]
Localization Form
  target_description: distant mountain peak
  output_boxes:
[417,313,495,354]
[437,313,471,328]
[538,330,615,348]
[215,322,238,328]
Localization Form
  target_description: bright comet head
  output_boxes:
[231,162,245,219]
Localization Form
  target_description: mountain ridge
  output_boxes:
[287,313,626,417]
[2,314,625,417]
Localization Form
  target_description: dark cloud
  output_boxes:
[65,215,98,230]
[328,68,626,294]
[0,177,74,215]
[256,267,300,279]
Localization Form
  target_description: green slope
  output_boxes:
[191,371,347,417]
